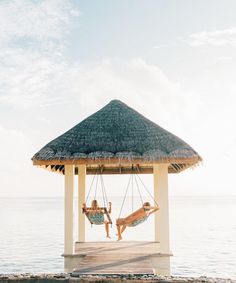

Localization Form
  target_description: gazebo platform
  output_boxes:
[64,241,172,275]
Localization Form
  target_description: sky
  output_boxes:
[0,0,236,197]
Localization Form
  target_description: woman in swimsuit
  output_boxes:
[83,200,112,238]
[116,202,159,241]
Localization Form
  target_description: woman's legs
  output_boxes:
[116,218,127,240]
[116,224,122,240]
[120,224,127,234]
[104,220,111,238]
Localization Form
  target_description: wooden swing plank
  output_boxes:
[84,207,107,211]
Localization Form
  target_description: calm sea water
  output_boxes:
[0,196,235,278]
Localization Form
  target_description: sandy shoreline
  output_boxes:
[0,274,235,283]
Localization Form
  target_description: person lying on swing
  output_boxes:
[82,200,112,238]
[116,202,159,241]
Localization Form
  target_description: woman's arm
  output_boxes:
[147,205,159,216]
[82,203,87,213]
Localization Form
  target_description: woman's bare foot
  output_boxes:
[106,235,111,239]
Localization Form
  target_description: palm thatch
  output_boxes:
[32,100,202,174]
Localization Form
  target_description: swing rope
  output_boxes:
[118,166,159,217]
[118,174,132,219]
[131,174,134,212]
[85,167,110,210]
[94,172,99,200]
[135,173,159,207]
[100,174,106,208]
[101,175,109,208]
[133,173,144,206]
[85,173,96,204]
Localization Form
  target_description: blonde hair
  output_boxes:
[91,199,99,209]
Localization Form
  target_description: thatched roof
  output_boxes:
[32,100,202,174]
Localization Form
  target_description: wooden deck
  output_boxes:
[67,241,164,274]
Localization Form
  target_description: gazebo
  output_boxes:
[32,99,201,275]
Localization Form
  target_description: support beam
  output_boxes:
[64,165,74,255]
[78,165,86,242]
[153,164,170,254]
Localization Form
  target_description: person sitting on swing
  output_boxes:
[116,202,159,241]
[82,200,112,238]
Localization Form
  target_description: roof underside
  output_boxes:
[32,100,202,174]
[42,163,193,175]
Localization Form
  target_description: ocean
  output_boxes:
[0,196,235,278]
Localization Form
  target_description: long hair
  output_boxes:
[91,199,99,212]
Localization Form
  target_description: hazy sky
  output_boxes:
[0,0,235,197]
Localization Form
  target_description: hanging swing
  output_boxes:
[116,167,159,240]
[82,170,112,227]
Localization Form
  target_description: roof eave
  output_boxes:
[32,156,201,166]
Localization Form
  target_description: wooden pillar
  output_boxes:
[64,165,74,255]
[153,164,170,254]
[78,165,86,242]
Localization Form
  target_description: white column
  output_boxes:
[153,164,170,254]
[78,165,86,242]
[64,165,74,255]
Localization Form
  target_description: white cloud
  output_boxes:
[0,0,79,110]
[0,0,79,44]
[1,52,190,127]
[0,1,191,126]
[188,27,236,47]
[73,58,195,128]
[0,47,77,109]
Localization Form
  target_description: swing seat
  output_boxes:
[127,215,148,227]
[83,207,112,225]
[87,212,105,225]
